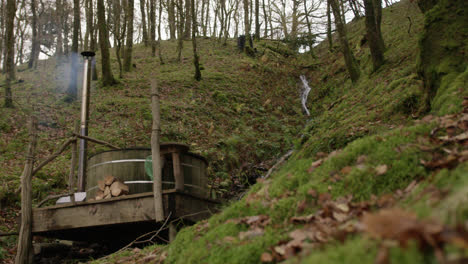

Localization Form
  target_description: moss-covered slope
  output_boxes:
[90,1,468,263]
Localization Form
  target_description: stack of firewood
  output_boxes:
[95,175,129,200]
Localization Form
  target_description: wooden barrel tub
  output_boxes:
[86,144,209,199]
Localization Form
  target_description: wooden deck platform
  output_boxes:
[31,190,219,242]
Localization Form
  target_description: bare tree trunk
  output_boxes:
[200,0,205,36]
[254,0,259,40]
[84,0,93,51]
[374,0,384,51]
[212,4,217,36]
[234,0,239,38]
[27,0,37,69]
[176,0,184,61]
[203,0,209,36]
[191,0,201,80]
[89,0,98,80]
[340,0,346,24]
[66,0,80,101]
[364,0,384,71]
[150,80,164,222]
[243,0,250,42]
[15,15,25,65]
[218,0,225,40]
[113,0,123,78]
[268,0,272,38]
[303,0,314,54]
[98,0,117,85]
[63,12,70,56]
[15,117,37,264]
[55,0,63,59]
[0,0,4,69]
[141,0,149,46]
[123,0,134,72]
[262,0,267,38]
[249,0,252,34]
[330,0,360,82]
[327,0,333,51]
[184,0,191,39]
[150,0,156,55]
[349,0,361,18]
[3,0,15,108]
[157,0,164,64]
[168,0,176,39]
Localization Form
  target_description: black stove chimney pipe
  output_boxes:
[77,51,95,192]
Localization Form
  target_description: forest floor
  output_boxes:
[1,0,468,263]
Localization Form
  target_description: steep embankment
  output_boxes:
[91,1,468,263]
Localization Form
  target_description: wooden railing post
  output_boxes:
[151,79,164,222]
[69,122,79,202]
[16,116,37,264]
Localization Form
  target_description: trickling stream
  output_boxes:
[299,75,311,116]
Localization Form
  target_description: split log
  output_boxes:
[110,181,129,197]
[97,180,105,191]
[103,186,111,198]
[95,190,104,200]
[104,175,116,186]
[94,177,129,200]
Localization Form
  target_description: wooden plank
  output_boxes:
[33,195,159,233]
[34,190,175,212]
[172,152,184,191]
[31,191,219,234]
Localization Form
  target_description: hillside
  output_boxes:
[0,24,307,262]
[90,1,468,263]
[1,0,467,263]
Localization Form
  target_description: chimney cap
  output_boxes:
[81,51,96,57]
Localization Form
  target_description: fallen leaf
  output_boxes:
[362,208,444,248]
[308,159,323,173]
[290,215,314,224]
[356,155,367,164]
[421,155,459,169]
[404,180,418,193]
[307,189,318,198]
[317,192,332,205]
[289,229,308,241]
[274,245,286,256]
[375,165,388,175]
[223,236,236,242]
[340,166,352,175]
[297,200,307,213]
[245,215,270,226]
[260,252,273,262]
[239,227,264,240]
[332,211,348,222]
[334,202,350,213]
[422,115,435,122]
[377,194,396,208]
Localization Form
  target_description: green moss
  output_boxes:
[417,0,467,113]
[431,66,468,115]
[295,237,377,264]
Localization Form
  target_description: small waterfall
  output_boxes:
[299,75,311,116]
